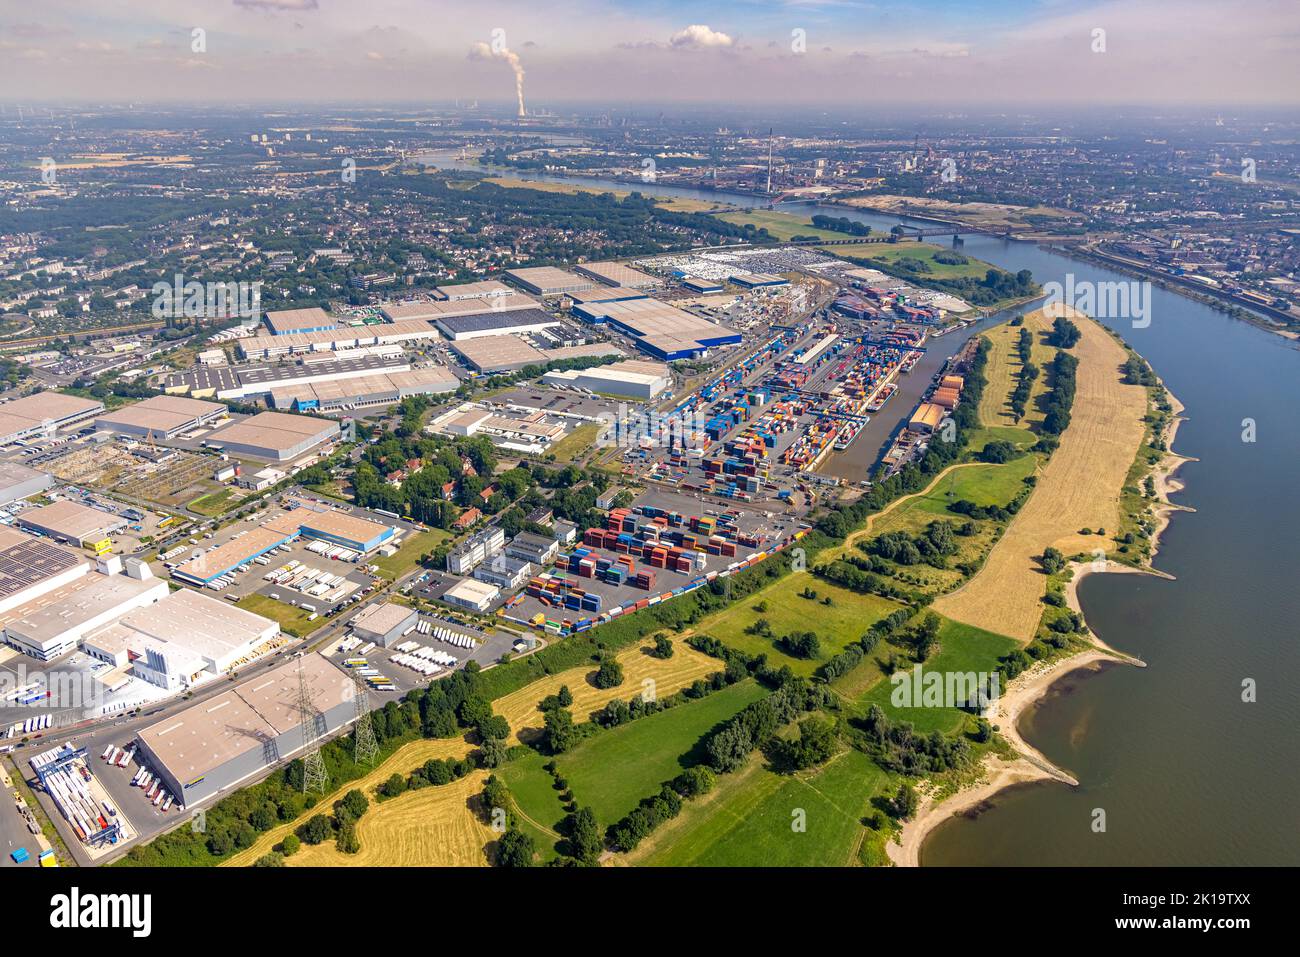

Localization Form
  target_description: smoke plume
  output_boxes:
[469,41,526,117]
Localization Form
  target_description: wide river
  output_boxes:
[422,153,1300,865]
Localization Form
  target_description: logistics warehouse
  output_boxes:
[134,652,354,806]
[171,502,396,585]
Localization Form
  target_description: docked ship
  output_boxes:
[866,383,897,413]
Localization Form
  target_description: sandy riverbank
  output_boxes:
[889,348,1193,867]
[886,646,1122,866]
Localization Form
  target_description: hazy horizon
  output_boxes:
[2,0,1297,109]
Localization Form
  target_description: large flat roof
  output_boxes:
[435,307,559,337]
[288,500,393,545]
[16,499,125,541]
[136,653,352,785]
[94,395,227,435]
[379,292,539,322]
[209,411,335,453]
[0,392,103,439]
[5,572,165,645]
[0,527,87,602]
[503,267,594,293]
[174,526,295,582]
[451,335,547,371]
[264,307,336,334]
[432,280,514,300]
[0,460,50,492]
[574,261,661,288]
[351,601,416,635]
[117,587,278,660]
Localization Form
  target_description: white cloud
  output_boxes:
[669,25,734,50]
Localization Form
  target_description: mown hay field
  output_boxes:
[285,770,494,867]
[934,307,1148,640]
[226,735,473,867]
[977,310,1053,428]
[493,638,723,745]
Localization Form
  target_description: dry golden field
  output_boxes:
[493,638,722,745]
[284,771,494,868]
[978,310,1053,428]
[933,306,1148,640]
[225,735,474,867]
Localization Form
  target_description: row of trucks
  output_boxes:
[30,743,124,846]
[6,713,52,736]
[407,618,475,649]
[265,560,349,601]
[341,657,394,691]
[306,539,361,563]
[389,644,460,677]
[129,764,175,812]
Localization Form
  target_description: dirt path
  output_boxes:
[933,307,1148,640]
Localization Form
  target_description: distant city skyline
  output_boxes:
[1,0,1297,107]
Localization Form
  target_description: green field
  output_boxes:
[841,242,992,280]
[498,752,567,863]
[558,680,768,825]
[714,209,857,243]
[236,593,319,638]
[549,423,601,464]
[644,747,893,867]
[370,528,450,580]
[858,615,1018,733]
[187,488,238,516]
[902,455,1038,518]
[695,574,906,676]
[965,425,1038,454]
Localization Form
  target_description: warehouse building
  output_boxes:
[574,261,661,289]
[16,499,128,548]
[349,601,418,648]
[165,354,410,402]
[568,287,650,305]
[134,653,353,806]
[433,279,515,300]
[0,461,54,505]
[0,527,91,621]
[434,307,561,341]
[570,297,741,360]
[909,402,947,433]
[263,307,337,336]
[0,392,104,445]
[541,359,670,399]
[377,291,539,324]
[171,525,299,585]
[102,587,281,692]
[205,411,339,462]
[270,367,460,413]
[730,272,789,289]
[93,394,228,440]
[442,577,499,613]
[289,501,396,554]
[450,336,622,375]
[3,568,168,661]
[681,277,724,294]
[503,266,594,297]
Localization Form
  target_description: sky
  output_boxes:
[1,0,1297,109]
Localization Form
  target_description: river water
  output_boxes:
[418,153,1300,865]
